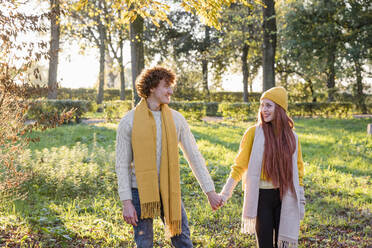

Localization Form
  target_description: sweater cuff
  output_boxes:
[220,177,238,202]
[119,189,133,201]
[202,182,216,195]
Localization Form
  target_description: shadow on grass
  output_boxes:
[3,170,130,247]
[191,129,240,152]
[331,164,372,178]
[27,123,117,152]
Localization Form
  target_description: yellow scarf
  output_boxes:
[132,99,182,236]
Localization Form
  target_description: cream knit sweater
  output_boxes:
[115,108,215,201]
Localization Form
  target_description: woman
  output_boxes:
[220,87,305,248]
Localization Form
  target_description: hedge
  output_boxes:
[32,87,372,105]
[218,102,364,120]
[103,100,133,121]
[102,101,370,121]
[289,102,355,118]
[219,102,260,121]
[27,100,370,124]
[27,100,94,123]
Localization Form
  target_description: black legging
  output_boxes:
[255,188,282,248]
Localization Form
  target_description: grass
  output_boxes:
[0,118,371,247]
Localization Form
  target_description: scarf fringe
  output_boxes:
[241,217,256,234]
[164,220,182,238]
[140,202,161,219]
[278,237,298,248]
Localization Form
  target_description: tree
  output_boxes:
[0,0,73,192]
[48,0,61,99]
[340,0,371,113]
[66,0,109,104]
[280,0,344,101]
[219,2,262,101]
[262,0,276,91]
[95,0,262,104]
[130,15,144,105]
[143,10,225,96]
[105,7,130,100]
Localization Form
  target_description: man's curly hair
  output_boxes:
[135,66,176,98]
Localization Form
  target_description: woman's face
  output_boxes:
[260,99,275,122]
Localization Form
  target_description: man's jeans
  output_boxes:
[131,188,193,248]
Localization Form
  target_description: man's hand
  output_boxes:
[206,191,223,211]
[122,200,138,226]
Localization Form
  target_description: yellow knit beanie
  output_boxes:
[260,86,288,111]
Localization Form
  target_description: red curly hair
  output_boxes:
[258,103,296,199]
[135,66,176,98]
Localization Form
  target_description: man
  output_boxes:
[115,66,222,248]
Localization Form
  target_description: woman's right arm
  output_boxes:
[220,126,256,202]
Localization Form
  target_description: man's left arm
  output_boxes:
[177,115,222,210]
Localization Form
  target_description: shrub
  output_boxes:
[289,102,355,118]
[218,102,259,121]
[27,100,92,123]
[169,102,205,120]
[210,92,261,102]
[205,102,220,116]
[218,102,357,121]
[103,100,133,121]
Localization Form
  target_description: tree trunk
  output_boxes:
[202,26,210,96]
[326,47,336,102]
[130,15,144,106]
[354,58,366,114]
[106,54,116,88]
[47,0,60,99]
[96,22,106,104]
[262,0,276,91]
[202,59,209,96]
[242,43,249,102]
[305,78,316,102]
[119,39,126,100]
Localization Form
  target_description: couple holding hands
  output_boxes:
[115,66,305,248]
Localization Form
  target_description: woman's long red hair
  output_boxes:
[258,103,296,199]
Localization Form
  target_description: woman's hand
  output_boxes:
[206,191,223,211]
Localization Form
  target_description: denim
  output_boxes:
[131,188,193,248]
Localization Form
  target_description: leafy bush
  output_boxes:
[27,100,92,123]
[169,102,205,120]
[218,102,359,120]
[210,92,261,102]
[103,100,133,121]
[205,102,220,116]
[289,102,355,118]
[219,102,260,121]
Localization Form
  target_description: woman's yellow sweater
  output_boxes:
[230,126,304,186]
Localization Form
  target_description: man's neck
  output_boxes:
[146,98,161,111]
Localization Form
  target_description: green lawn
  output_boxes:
[0,118,371,247]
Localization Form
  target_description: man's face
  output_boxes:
[149,79,174,105]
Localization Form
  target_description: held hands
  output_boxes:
[122,200,138,226]
[206,191,223,211]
